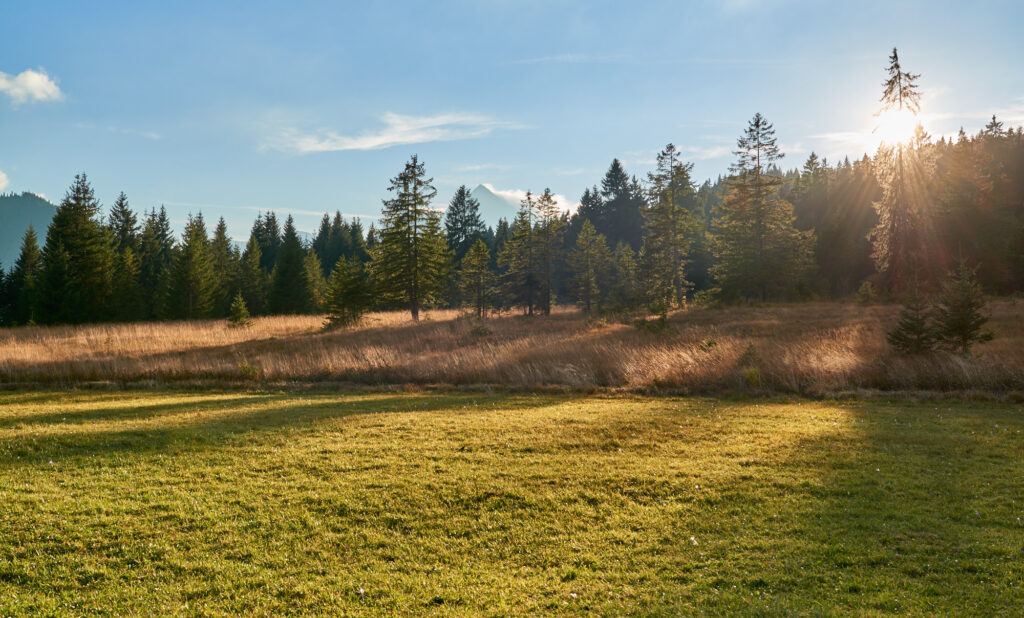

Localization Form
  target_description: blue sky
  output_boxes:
[2,0,1023,237]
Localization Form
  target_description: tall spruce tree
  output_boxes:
[138,206,175,319]
[252,212,282,273]
[535,188,566,315]
[568,219,610,314]
[710,114,814,301]
[499,192,540,315]
[111,246,146,322]
[303,250,327,312]
[458,239,494,319]
[642,144,696,316]
[167,214,216,320]
[444,185,486,264]
[608,242,641,312]
[36,174,114,324]
[269,215,314,314]
[209,217,237,316]
[371,155,450,321]
[870,48,928,293]
[108,192,139,253]
[597,160,646,250]
[8,226,42,324]
[238,233,269,315]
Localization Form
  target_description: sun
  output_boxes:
[874,108,918,145]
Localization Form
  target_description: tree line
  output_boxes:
[1,51,1022,327]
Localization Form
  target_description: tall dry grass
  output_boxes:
[1,302,1022,393]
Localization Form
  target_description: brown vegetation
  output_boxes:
[1,302,1022,393]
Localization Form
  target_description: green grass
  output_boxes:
[0,391,1021,615]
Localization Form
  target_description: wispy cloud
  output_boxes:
[0,169,9,192]
[264,112,522,154]
[454,162,514,173]
[74,122,161,141]
[508,52,629,65]
[0,68,63,105]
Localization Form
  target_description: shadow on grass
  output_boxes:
[0,392,569,467]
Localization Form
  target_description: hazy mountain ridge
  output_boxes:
[0,192,56,266]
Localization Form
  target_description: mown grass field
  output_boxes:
[0,390,1021,615]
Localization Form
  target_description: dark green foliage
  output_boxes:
[167,214,216,320]
[458,239,494,318]
[108,192,139,253]
[36,174,114,324]
[711,114,815,301]
[228,292,251,326]
[597,159,646,250]
[111,247,146,322]
[269,216,314,315]
[325,257,372,327]
[209,217,238,316]
[138,207,175,319]
[304,250,327,311]
[641,144,696,316]
[568,219,610,314]
[252,212,282,273]
[534,189,566,315]
[932,259,994,354]
[5,226,42,324]
[886,277,934,354]
[608,242,641,312]
[371,155,450,321]
[445,185,486,264]
[499,193,540,315]
[237,234,268,315]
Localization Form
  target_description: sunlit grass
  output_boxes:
[0,391,1022,614]
[1,302,1022,393]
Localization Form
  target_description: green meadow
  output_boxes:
[0,391,1021,615]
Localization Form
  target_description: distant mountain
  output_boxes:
[468,184,521,227]
[0,192,56,268]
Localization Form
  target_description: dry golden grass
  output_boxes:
[1,302,1022,393]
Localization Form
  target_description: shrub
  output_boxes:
[886,278,933,354]
[228,292,251,327]
[932,259,994,355]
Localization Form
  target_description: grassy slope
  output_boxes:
[0,391,1021,615]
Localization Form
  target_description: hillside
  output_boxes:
[0,192,56,267]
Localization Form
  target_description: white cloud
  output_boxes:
[0,169,9,192]
[480,183,577,214]
[0,68,63,105]
[264,112,520,154]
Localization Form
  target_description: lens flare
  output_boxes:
[874,108,918,145]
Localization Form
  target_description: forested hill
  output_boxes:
[0,193,56,266]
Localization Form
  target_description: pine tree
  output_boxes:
[445,185,486,264]
[209,217,238,316]
[932,258,993,354]
[642,144,696,317]
[111,246,146,322]
[228,292,251,326]
[138,206,175,319]
[304,250,327,311]
[252,212,282,273]
[108,192,139,253]
[710,114,815,301]
[870,48,928,293]
[371,155,450,321]
[458,239,494,319]
[598,160,646,249]
[325,256,372,327]
[886,274,934,354]
[269,215,314,314]
[8,226,42,324]
[167,214,216,319]
[568,219,610,314]
[36,174,115,324]
[535,188,566,315]
[238,233,269,315]
[608,242,641,312]
[499,193,539,315]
